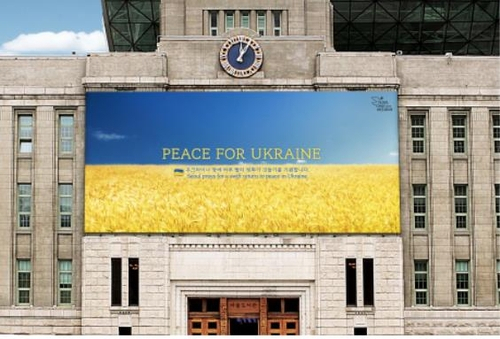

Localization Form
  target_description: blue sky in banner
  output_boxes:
[85,91,398,165]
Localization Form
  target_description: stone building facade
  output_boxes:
[0,0,499,335]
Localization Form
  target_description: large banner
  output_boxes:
[85,92,399,233]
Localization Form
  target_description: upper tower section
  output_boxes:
[161,0,333,46]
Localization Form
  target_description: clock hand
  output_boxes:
[236,40,251,63]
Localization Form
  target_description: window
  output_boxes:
[119,327,132,335]
[452,115,467,154]
[354,328,367,335]
[59,184,72,228]
[493,114,500,153]
[414,260,428,305]
[272,11,282,36]
[497,260,500,305]
[413,184,427,229]
[454,184,468,229]
[240,11,250,28]
[363,258,374,306]
[17,259,31,305]
[111,258,122,306]
[411,115,425,153]
[346,258,357,306]
[456,260,469,305]
[257,11,266,35]
[18,115,33,153]
[225,11,234,32]
[18,184,31,228]
[209,11,218,36]
[58,260,72,304]
[129,258,139,306]
[59,115,74,154]
[496,184,500,229]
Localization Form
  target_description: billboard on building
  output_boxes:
[85,92,399,233]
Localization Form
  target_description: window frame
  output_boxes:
[257,11,266,36]
[59,184,73,228]
[455,260,470,306]
[452,114,467,154]
[17,259,31,305]
[495,184,500,229]
[18,183,32,228]
[497,260,500,305]
[209,10,218,36]
[414,260,428,305]
[18,114,33,154]
[454,184,468,230]
[410,114,426,154]
[272,10,282,36]
[412,184,427,229]
[492,112,500,153]
[240,10,250,29]
[59,115,74,155]
[58,260,73,305]
[224,11,234,32]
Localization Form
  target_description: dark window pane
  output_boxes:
[111,258,122,306]
[129,258,139,306]
[346,258,357,306]
[188,298,203,312]
[363,259,374,306]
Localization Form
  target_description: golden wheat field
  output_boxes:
[85,164,400,233]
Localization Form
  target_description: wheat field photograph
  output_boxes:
[85,91,400,234]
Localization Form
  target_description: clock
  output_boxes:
[219,35,263,78]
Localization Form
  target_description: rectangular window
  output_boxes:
[454,184,468,229]
[497,260,500,305]
[58,260,72,304]
[414,260,428,305]
[452,115,467,154]
[346,258,357,306]
[240,11,250,29]
[413,184,427,229]
[363,258,374,306]
[59,184,73,228]
[209,11,218,36]
[59,115,74,154]
[18,184,31,228]
[111,258,122,306]
[456,260,469,305]
[272,11,282,36]
[496,184,500,229]
[493,114,500,153]
[18,115,33,153]
[17,259,31,305]
[257,11,266,36]
[129,258,139,306]
[225,11,234,32]
[411,115,425,153]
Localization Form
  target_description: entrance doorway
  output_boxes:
[229,318,259,335]
[187,297,299,335]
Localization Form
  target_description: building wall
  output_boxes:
[81,235,402,335]
[0,58,86,334]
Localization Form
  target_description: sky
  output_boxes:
[85,92,399,165]
[0,0,107,55]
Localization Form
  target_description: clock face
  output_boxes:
[220,35,263,78]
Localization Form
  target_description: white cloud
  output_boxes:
[93,131,126,141]
[389,152,399,157]
[0,30,107,55]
